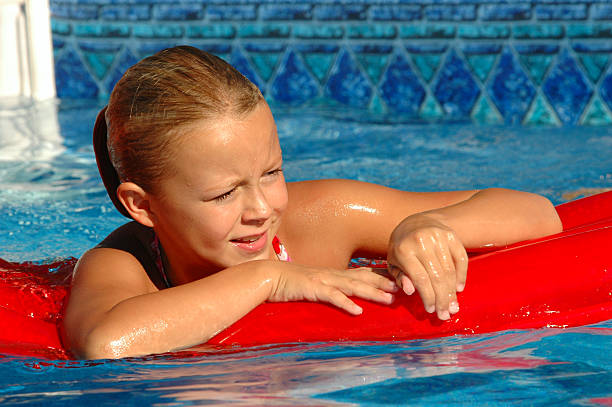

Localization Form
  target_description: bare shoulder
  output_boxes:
[280,180,478,263]
[64,226,159,349]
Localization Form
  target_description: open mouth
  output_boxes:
[230,231,268,253]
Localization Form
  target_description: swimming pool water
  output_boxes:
[0,99,611,405]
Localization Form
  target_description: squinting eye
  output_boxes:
[214,189,235,202]
[265,168,283,177]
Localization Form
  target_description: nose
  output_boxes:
[242,185,272,225]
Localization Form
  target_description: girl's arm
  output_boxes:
[64,247,395,359]
[283,180,562,319]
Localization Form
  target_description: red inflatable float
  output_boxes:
[1,191,611,360]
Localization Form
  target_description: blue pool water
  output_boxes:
[0,99,611,405]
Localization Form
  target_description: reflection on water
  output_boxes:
[0,98,64,161]
[0,324,610,405]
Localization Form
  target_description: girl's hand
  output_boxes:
[387,214,468,320]
[268,263,398,315]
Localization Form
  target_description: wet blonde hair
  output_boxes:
[93,46,263,217]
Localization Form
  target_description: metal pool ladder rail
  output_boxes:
[0,0,55,100]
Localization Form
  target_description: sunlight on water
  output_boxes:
[0,323,610,405]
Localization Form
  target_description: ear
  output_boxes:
[116,182,156,228]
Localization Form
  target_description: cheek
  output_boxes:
[199,206,241,240]
[268,179,289,212]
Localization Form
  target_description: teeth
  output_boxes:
[234,236,259,243]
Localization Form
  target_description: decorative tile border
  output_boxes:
[51,1,612,125]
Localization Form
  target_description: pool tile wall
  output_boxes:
[50,1,612,125]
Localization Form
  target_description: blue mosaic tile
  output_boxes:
[261,4,312,20]
[351,45,394,54]
[592,4,612,20]
[74,23,130,38]
[153,5,202,21]
[567,24,612,39]
[293,24,344,39]
[523,93,560,126]
[370,5,421,21]
[244,43,285,53]
[471,95,503,124]
[347,25,397,39]
[270,50,318,104]
[55,47,99,99]
[433,50,480,117]
[207,5,257,21]
[52,38,65,49]
[314,5,367,21]
[238,24,290,38]
[51,4,98,19]
[295,45,339,82]
[355,53,390,84]
[425,5,476,21]
[249,52,283,81]
[186,25,236,39]
[294,44,340,54]
[405,44,448,54]
[103,48,139,95]
[379,53,425,115]
[577,54,610,83]
[480,4,531,21]
[572,43,612,53]
[133,24,183,39]
[542,50,592,124]
[230,48,264,91]
[78,45,119,80]
[518,54,555,85]
[420,94,444,120]
[600,66,612,112]
[101,5,150,21]
[461,44,501,55]
[410,54,442,82]
[465,54,498,82]
[514,44,559,54]
[535,5,587,21]
[369,93,387,115]
[513,24,564,39]
[458,25,510,39]
[581,96,612,125]
[488,48,536,124]
[399,24,455,39]
[51,19,71,36]
[325,50,372,108]
[301,53,336,82]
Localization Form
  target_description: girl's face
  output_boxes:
[149,101,288,279]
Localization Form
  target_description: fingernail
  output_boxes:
[354,305,363,315]
[438,310,450,320]
[385,292,394,303]
[450,301,459,314]
[457,283,465,292]
[401,276,415,295]
[426,305,435,314]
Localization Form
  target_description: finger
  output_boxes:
[322,288,363,315]
[349,267,398,292]
[399,256,436,314]
[418,254,451,320]
[334,275,395,305]
[434,235,458,316]
[387,263,415,295]
[448,236,468,292]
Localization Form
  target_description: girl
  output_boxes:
[63,46,562,359]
